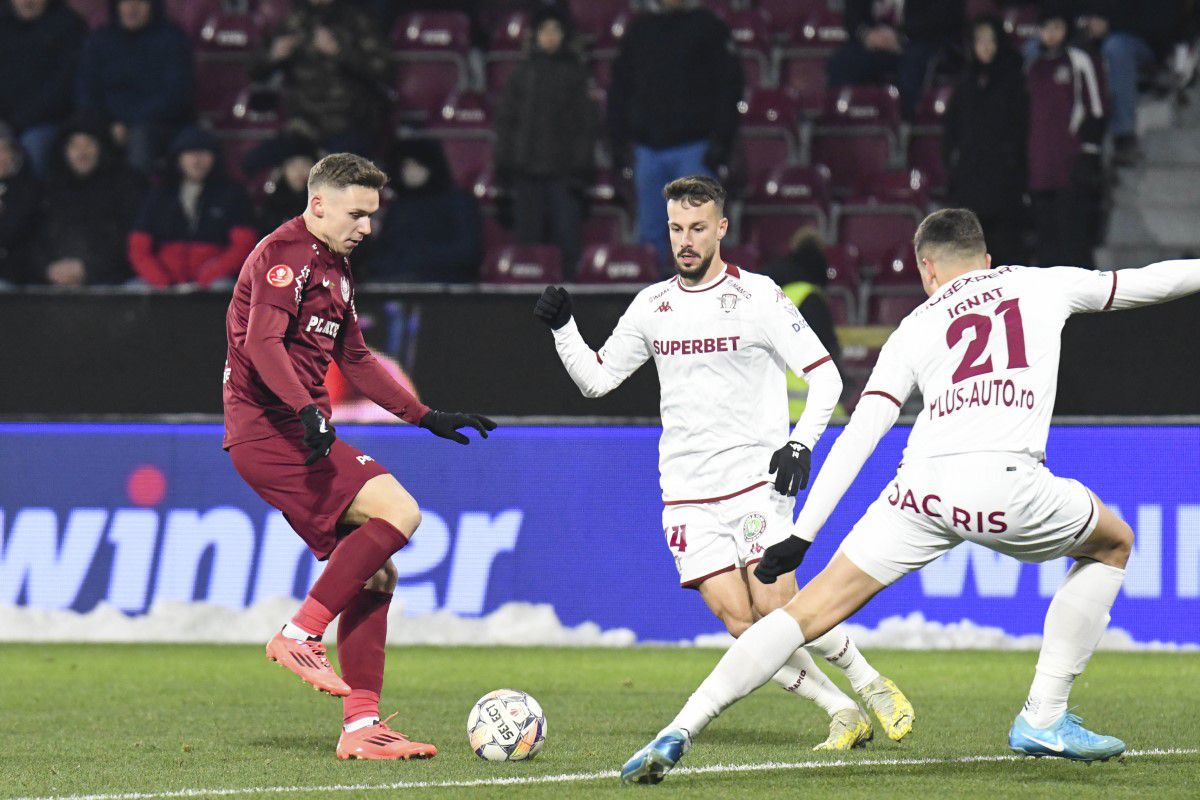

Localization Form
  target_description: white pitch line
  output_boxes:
[11,748,1198,800]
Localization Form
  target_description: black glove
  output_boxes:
[753,536,812,584]
[533,285,573,330]
[299,404,336,466]
[419,409,497,445]
[768,440,812,496]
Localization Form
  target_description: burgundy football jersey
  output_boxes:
[223,216,358,448]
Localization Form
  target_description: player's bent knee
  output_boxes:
[365,559,399,593]
[720,614,754,638]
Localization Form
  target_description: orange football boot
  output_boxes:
[265,631,351,697]
[336,713,438,760]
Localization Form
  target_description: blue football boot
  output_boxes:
[620,728,691,784]
[1009,711,1126,762]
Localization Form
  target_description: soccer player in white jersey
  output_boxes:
[620,208,1200,783]
[534,176,914,751]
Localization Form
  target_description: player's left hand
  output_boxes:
[768,441,811,496]
[419,410,498,445]
[753,536,812,584]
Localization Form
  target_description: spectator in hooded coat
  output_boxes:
[76,0,194,174]
[34,116,144,285]
[0,0,88,176]
[366,138,482,283]
[944,15,1030,267]
[128,127,257,287]
[253,135,321,236]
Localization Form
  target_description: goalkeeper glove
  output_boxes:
[299,404,336,466]
[768,440,811,496]
[753,537,812,584]
[533,285,573,330]
[419,409,498,444]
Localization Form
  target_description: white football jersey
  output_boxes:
[553,264,836,503]
[863,265,1118,462]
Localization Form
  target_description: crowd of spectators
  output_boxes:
[0,0,1196,297]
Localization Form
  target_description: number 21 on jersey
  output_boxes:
[947,298,1029,384]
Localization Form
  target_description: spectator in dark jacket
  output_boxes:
[76,0,194,174]
[128,127,257,288]
[253,0,390,154]
[495,7,596,275]
[1025,6,1106,267]
[0,0,88,177]
[0,123,39,285]
[34,117,144,285]
[608,0,742,265]
[944,15,1030,266]
[253,135,321,235]
[828,0,965,120]
[1079,0,1182,164]
[367,137,482,283]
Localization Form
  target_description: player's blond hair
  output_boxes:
[913,208,987,262]
[663,175,726,214]
[307,153,388,193]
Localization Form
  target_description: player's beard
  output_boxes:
[674,246,714,282]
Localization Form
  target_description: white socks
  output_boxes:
[771,647,857,716]
[667,610,806,738]
[1021,560,1125,728]
[805,628,881,694]
[344,716,380,732]
[281,622,316,641]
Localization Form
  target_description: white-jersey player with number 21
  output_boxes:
[621,208,1200,783]
[535,176,914,751]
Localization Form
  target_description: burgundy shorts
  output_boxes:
[228,434,389,559]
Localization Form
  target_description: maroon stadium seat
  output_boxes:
[194,57,253,121]
[738,88,802,188]
[218,131,274,186]
[483,11,529,92]
[835,168,928,269]
[759,0,828,40]
[823,242,862,324]
[426,91,495,187]
[394,62,468,122]
[779,56,828,113]
[580,169,632,246]
[1002,4,1041,45]
[907,86,953,195]
[790,6,848,54]
[193,8,264,52]
[482,245,565,284]
[720,243,761,272]
[740,163,832,260]
[392,12,471,53]
[865,242,927,324]
[715,7,774,89]
[576,244,659,284]
[472,168,518,253]
[810,86,901,195]
[223,85,284,133]
[392,12,470,121]
[568,0,629,43]
[68,0,108,27]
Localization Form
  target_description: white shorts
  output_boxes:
[839,453,1099,586]
[662,484,795,589]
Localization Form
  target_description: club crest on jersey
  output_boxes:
[742,513,766,542]
[266,264,294,288]
[340,276,351,303]
[719,293,739,313]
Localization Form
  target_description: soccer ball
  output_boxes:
[467,689,547,762]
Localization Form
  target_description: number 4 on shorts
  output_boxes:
[668,524,687,552]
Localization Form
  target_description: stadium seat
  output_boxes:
[424,92,494,187]
[788,6,848,54]
[481,245,564,284]
[835,168,928,270]
[193,8,264,52]
[472,168,519,253]
[907,86,953,195]
[568,0,630,43]
[68,0,107,27]
[576,244,659,284]
[716,7,775,88]
[1002,4,1041,45]
[484,11,529,92]
[581,169,633,246]
[810,85,901,196]
[824,242,862,324]
[392,12,471,121]
[224,85,284,133]
[865,242,927,325]
[740,162,832,260]
[720,242,761,271]
[194,56,253,121]
[759,0,828,41]
[218,130,275,186]
[737,88,802,188]
[778,55,828,114]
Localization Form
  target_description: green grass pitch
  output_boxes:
[1,645,1197,799]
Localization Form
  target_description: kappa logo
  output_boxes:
[266,264,294,288]
[656,302,673,313]
[356,455,375,465]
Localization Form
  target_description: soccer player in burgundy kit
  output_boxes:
[223,153,495,760]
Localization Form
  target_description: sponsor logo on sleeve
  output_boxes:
[266,265,294,288]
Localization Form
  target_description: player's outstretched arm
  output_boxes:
[534,285,650,398]
[754,393,900,583]
[1105,259,1200,310]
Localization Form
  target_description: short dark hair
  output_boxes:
[663,175,726,214]
[308,153,388,193]
[913,208,987,262]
